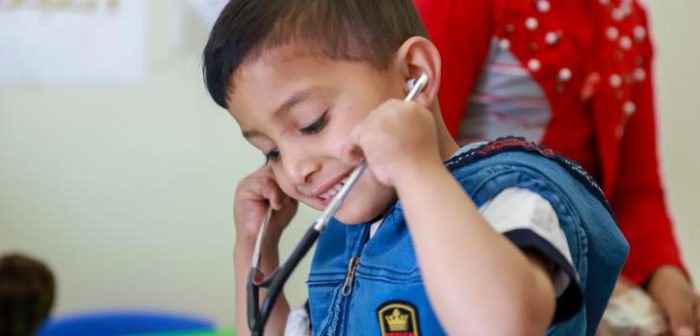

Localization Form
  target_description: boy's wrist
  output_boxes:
[234,239,281,273]
[235,230,281,259]
[392,158,446,189]
[235,220,284,245]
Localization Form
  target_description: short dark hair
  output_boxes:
[202,0,428,109]
[0,254,55,336]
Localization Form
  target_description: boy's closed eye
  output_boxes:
[299,111,329,135]
[265,148,281,163]
[265,111,330,164]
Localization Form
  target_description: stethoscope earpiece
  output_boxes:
[405,74,428,93]
[405,78,418,91]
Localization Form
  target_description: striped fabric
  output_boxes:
[460,38,551,145]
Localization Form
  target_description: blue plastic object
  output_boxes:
[37,310,215,336]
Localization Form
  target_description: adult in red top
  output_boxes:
[414,0,699,334]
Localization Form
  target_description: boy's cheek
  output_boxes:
[275,179,306,205]
[277,182,295,199]
[266,167,312,206]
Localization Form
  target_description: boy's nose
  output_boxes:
[283,153,320,186]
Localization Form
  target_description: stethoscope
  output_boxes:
[246,74,429,336]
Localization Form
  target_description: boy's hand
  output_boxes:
[233,165,298,246]
[232,165,295,336]
[347,99,443,187]
[647,266,700,336]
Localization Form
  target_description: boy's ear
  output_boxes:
[394,36,441,108]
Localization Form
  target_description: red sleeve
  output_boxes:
[413,0,494,136]
[611,7,687,285]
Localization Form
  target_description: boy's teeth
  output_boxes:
[320,181,345,201]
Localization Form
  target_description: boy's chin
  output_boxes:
[331,201,393,225]
[303,201,377,225]
[333,211,375,225]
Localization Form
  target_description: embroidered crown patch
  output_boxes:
[377,301,419,336]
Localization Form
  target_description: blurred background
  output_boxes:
[0,0,698,331]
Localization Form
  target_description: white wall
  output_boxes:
[646,0,700,283]
[0,0,698,331]
[0,0,318,328]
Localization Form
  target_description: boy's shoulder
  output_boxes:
[446,137,609,212]
[448,137,570,171]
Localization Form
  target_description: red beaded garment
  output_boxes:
[414,0,686,284]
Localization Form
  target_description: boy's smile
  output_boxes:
[227,44,408,223]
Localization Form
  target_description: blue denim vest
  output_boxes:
[307,138,629,336]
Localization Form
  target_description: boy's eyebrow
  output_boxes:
[273,87,325,118]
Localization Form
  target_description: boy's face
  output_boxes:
[228,44,407,224]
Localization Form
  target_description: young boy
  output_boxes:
[202,1,628,335]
